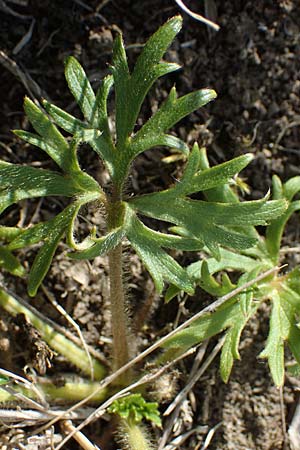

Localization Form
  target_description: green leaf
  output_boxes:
[187,248,260,282]
[65,57,97,124]
[0,226,23,242]
[111,33,131,147]
[260,293,286,386]
[129,87,216,159]
[199,260,236,296]
[17,98,79,173]
[130,193,286,258]
[0,247,25,277]
[69,226,126,259]
[126,212,194,295]
[94,75,114,137]
[27,203,80,296]
[162,300,239,355]
[43,100,88,134]
[180,150,253,196]
[108,394,161,427]
[112,16,182,148]
[0,163,88,214]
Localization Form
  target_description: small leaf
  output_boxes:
[43,100,87,134]
[130,87,216,159]
[126,212,194,295]
[27,203,80,296]
[0,247,25,277]
[65,57,97,124]
[0,163,87,214]
[108,394,161,427]
[21,98,79,173]
[260,293,288,386]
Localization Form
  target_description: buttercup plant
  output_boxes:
[0,15,289,448]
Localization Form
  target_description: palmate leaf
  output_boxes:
[112,16,182,148]
[129,146,286,259]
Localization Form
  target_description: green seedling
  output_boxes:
[0,15,288,447]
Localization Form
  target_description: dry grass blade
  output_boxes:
[41,284,95,380]
[61,420,101,450]
[158,338,224,450]
[0,50,48,100]
[174,0,220,31]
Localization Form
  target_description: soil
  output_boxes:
[0,1,300,449]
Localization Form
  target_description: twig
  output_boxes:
[159,338,224,450]
[162,425,208,450]
[41,284,95,381]
[199,422,222,450]
[0,407,97,425]
[0,0,31,19]
[174,0,220,31]
[0,50,48,101]
[61,420,101,450]
[273,119,300,152]
[95,0,111,13]
[0,368,46,407]
[13,18,35,55]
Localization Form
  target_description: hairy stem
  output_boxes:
[107,189,131,384]
[120,420,154,450]
[108,243,131,378]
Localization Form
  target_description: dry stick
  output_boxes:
[174,0,220,31]
[199,422,223,450]
[41,284,95,381]
[43,265,281,448]
[0,368,47,408]
[0,50,48,101]
[0,407,97,425]
[13,18,35,55]
[158,338,225,450]
[61,420,101,450]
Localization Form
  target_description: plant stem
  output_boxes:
[107,188,131,384]
[108,242,131,383]
[121,419,154,450]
